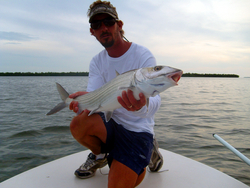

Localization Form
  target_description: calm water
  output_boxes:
[0,76,250,186]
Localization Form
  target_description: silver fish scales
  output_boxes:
[47,66,183,122]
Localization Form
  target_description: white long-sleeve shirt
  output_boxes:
[87,43,161,135]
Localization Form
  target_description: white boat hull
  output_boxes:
[1,149,249,188]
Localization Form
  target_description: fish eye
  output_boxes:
[154,66,163,71]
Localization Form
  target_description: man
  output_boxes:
[69,1,163,187]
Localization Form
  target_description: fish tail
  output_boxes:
[46,83,69,115]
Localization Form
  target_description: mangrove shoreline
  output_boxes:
[0,72,239,77]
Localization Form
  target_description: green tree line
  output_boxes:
[182,73,239,77]
[0,72,239,77]
[0,72,89,76]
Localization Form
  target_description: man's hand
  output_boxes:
[69,91,88,113]
[117,90,146,111]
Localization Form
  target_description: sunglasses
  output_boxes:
[90,17,117,30]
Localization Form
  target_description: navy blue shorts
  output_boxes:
[99,113,153,175]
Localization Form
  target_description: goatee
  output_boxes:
[101,38,115,48]
[100,32,114,48]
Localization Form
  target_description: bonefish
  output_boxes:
[47,66,183,122]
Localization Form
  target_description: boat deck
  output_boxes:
[1,149,249,188]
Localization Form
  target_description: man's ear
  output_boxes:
[90,28,94,36]
[117,20,123,30]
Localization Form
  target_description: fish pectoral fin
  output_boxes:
[88,106,101,116]
[104,111,113,122]
[152,90,159,97]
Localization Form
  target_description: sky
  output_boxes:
[1,0,250,77]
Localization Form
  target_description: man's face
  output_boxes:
[90,14,120,48]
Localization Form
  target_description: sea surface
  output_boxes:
[0,76,250,186]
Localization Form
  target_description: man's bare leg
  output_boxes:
[70,110,106,154]
[108,159,146,188]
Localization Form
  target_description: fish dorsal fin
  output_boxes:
[115,70,120,77]
[104,111,113,122]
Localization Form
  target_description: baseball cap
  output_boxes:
[89,3,119,23]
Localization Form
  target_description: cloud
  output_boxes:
[0,31,37,41]
[0,0,250,77]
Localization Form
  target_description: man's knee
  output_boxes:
[70,117,79,134]
[70,114,89,140]
[70,113,106,143]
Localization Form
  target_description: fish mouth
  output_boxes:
[168,70,183,84]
